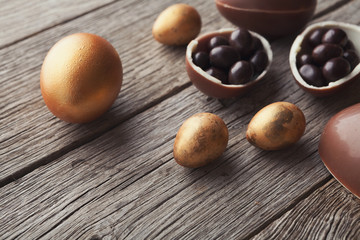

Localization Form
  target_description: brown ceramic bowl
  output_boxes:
[215,0,316,39]
[186,28,272,99]
[290,21,360,97]
[319,103,360,199]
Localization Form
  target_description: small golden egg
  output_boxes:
[246,102,306,150]
[152,4,201,46]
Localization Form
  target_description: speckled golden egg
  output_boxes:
[246,102,306,150]
[152,4,201,46]
[173,112,229,168]
[40,33,123,123]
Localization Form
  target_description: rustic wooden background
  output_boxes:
[1,0,359,239]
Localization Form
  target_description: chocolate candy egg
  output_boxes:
[290,21,360,96]
[319,103,360,199]
[215,0,317,38]
[186,28,273,99]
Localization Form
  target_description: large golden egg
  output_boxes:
[40,33,123,123]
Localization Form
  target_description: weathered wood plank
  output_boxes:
[0,0,347,185]
[252,179,360,240]
[0,0,347,183]
[1,77,359,239]
[0,0,358,238]
[316,0,350,16]
[2,32,360,238]
[0,0,339,49]
[0,86,319,239]
[0,0,115,48]
[0,0,232,184]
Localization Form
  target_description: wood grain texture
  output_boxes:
[1,0,360,239]
[0,0,347,185]
[316,0,350,15]
[2,53,360,239]
[0,0,115,49]
[0,0,338,49]
[0,85,332,239]
[252,179,360,240]
[0,0,231,183]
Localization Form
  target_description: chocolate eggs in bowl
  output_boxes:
[185,28,272,99]
[215,0,317,38]
[290,21,360,97]
[319,103,360,199]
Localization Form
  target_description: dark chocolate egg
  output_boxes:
[215,0,317,38]
[319,103,360,199]
[185,28,273,99]
[290,21,360,97]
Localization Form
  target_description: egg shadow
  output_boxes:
[243,138,324,186]
[179,147,249,189]
[67,105,132,155]
[270,137,318,163]
[156,44,187,58]
[312,78,360,115]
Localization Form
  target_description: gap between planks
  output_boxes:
[243,175,333,240]
[314,0,352,20]
[240,2,357,236]
[0,0,351,192]
[36,157,170,240]
[0,1,119,50]
[0,82,191,188]
[35,108,331,239]
[0,0,356,238]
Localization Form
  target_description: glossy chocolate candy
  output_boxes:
[308,28,328,47]
[343,49,360,69]
[322,57,351,82]
[193,28,266,86]
[299,64,325,87]
[186,28,272,98]
[289,21,360,96]
[228,61,253,84]
[297,53,313,66]
[229,28,253,57]
[312,43,343,66]
[192,51,210,70]
[206,67,228,84]
[298,29,357,85]
[209,45,239,70]
[322,28,348,46]
[250,50,268,73]
[319,103,360,198]
[296,24,359,87]
[209,36,229,49]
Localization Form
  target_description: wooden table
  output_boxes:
[1,0,359,239]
